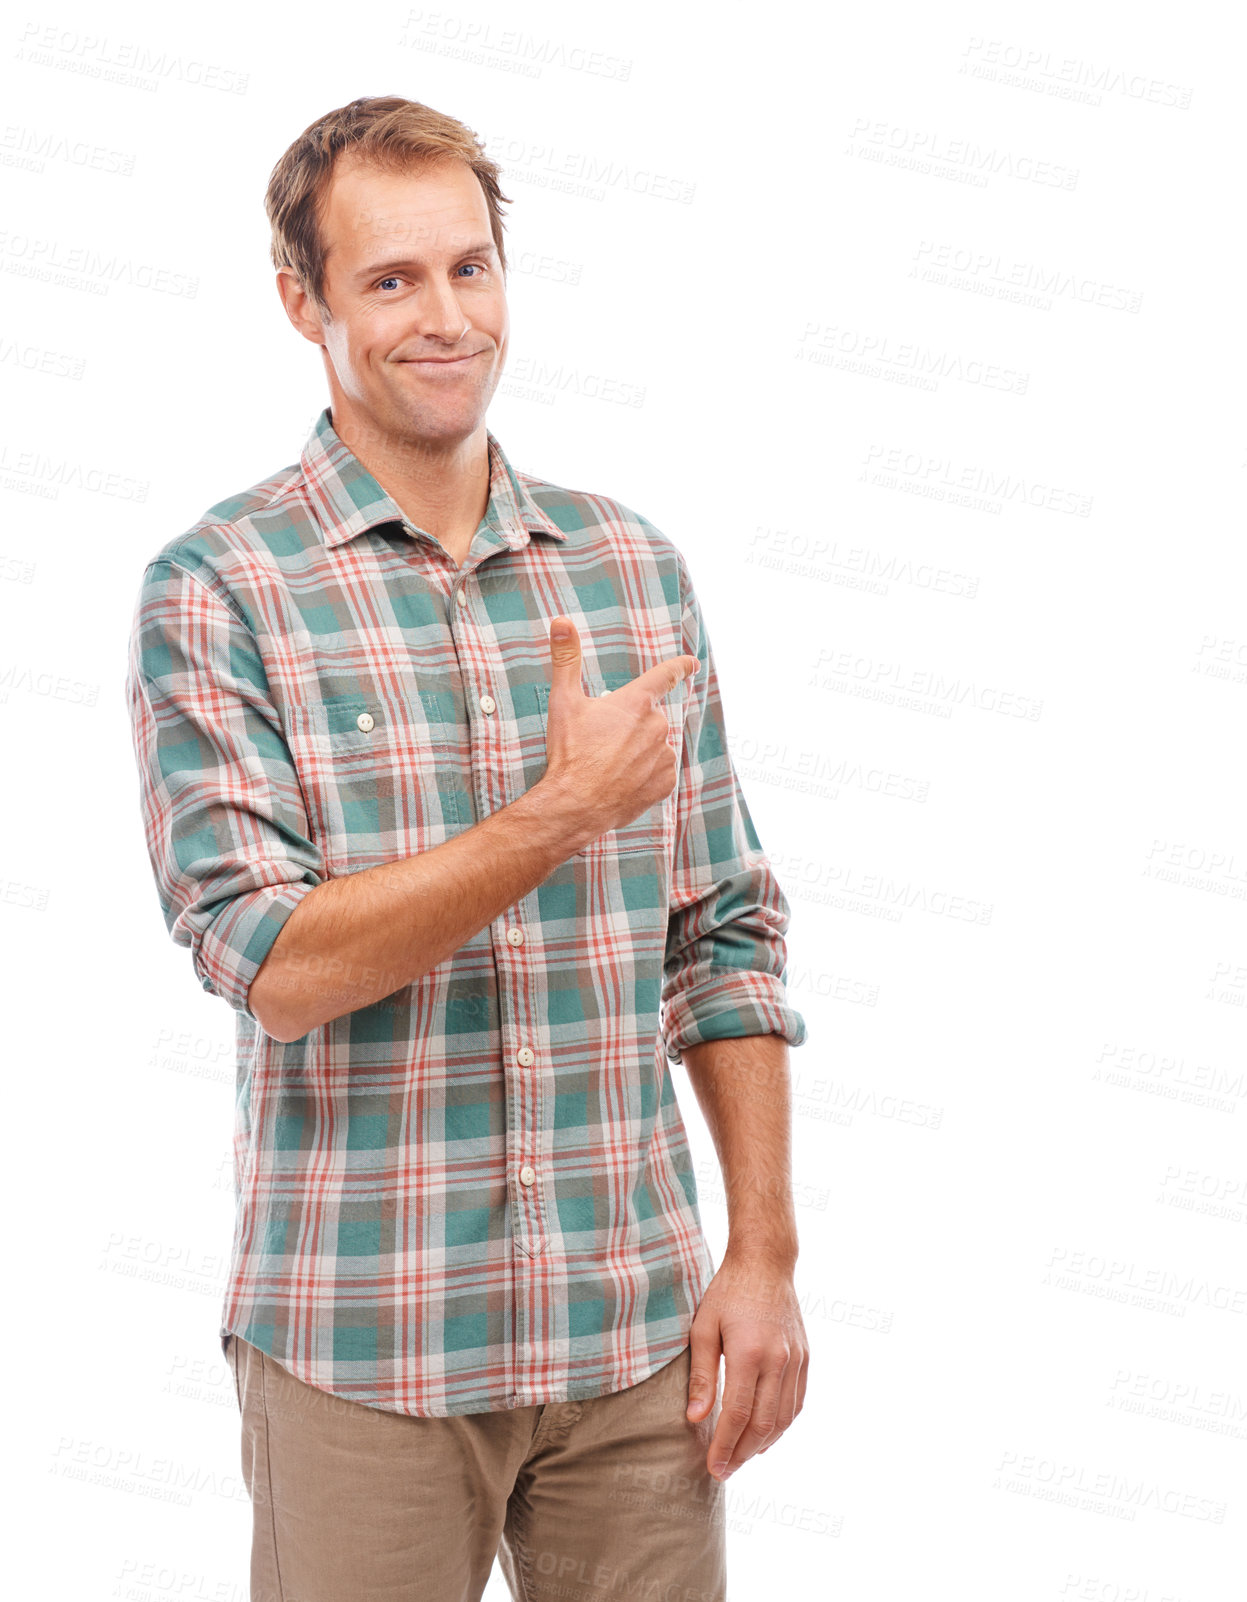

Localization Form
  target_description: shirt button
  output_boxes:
[506,927,524,946]
[516,1046,535,1067]
[356,712,374,732]
[480,694,496,714]
[519,1165,536,1186]
[455,589,468,608]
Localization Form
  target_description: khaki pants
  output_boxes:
[224,1333,727,1602]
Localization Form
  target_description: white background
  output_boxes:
[3,2,1243,1598]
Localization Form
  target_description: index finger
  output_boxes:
[625,653,700,706]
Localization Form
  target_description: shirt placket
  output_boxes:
[440,523,551,1398]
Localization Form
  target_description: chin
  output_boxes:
[393,409,482,444]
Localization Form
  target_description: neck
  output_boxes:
[329,401,491,565]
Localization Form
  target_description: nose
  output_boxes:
[413,276,470,346]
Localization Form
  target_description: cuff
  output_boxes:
[192,879,318,1024]
[662,969,808,1064]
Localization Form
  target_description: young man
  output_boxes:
[125,95,808,1602]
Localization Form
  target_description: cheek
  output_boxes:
[323,324,363,373]
[484,296,508,348]
[328,313,392,370]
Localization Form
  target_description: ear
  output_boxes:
[276,266,328,347]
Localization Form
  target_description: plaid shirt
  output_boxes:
[125,406,807,1418]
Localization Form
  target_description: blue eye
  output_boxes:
[376,267,483,290]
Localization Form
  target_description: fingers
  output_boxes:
[544,620,698,708]
[546,616,584,700]
[757,1353,801,1456]
[707,1357,760,1482]
[706,1348,797,1481]
[630,652,700,706]
[686,1316,722,1424]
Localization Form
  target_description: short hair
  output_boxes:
[264,95,512,316]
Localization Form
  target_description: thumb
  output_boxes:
[547,615,583,696]
[686,1315,721,1421]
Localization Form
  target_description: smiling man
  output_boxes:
[125,96,808,1602]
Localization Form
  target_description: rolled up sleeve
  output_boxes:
[660,557,808,1064]
[125,556,324,1024]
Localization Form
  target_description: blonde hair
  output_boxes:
[264,95,511,315]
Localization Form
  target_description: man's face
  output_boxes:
[284,153,508,452]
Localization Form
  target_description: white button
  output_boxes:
[455,589,468,608]
[516,1046,534,1067]
[506,927,524,947]
[480,694,496,714]
[519,1165,536,1186]
[356,712,374,732]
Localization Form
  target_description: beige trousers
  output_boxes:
[224,1333,727,1602]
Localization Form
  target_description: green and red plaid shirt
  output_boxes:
[125,406,806,1417]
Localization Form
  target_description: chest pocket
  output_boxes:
[536,668,687,858]
[285,692,460,876]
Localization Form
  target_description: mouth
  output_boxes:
[403,352,484,367]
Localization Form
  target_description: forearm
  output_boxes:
[681,1032,798,1267]
[249,775,594,1041]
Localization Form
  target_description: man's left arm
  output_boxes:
[682,1033,808,1483]
[656,546,809,1482]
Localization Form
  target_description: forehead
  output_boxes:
[319,154,492,266]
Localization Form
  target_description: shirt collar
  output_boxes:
[298,406,567,552]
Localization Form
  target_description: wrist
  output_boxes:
[522,771,600,856]
[724,1227,799,1272]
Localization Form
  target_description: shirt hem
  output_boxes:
[218,1320,698,1419]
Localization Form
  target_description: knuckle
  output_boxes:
[725,1403,754,1427]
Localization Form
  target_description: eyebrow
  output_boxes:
[354,241,499,281]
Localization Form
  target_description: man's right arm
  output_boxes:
[126,555,694,1045]
[248,773,594,1041]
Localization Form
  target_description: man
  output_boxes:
[125,95,808,1601]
